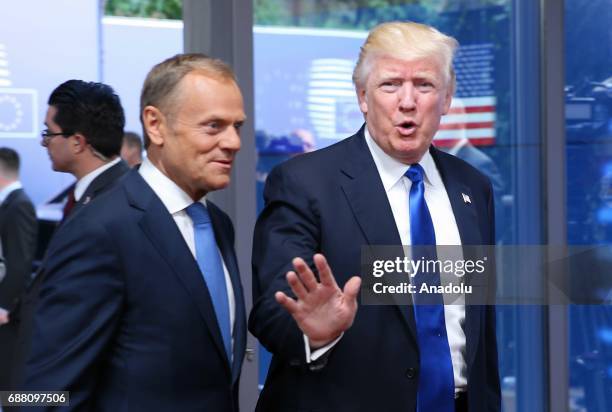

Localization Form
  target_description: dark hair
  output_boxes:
[48,80,125,158]
[123,131,143,151]
[0,147,19,174]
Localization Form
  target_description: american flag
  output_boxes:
[434,96,496,147]
[434,43,497,148]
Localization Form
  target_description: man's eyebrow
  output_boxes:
[377,73,403,82]
[412,71,438,80]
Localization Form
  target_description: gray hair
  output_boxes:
[140,53,237,148]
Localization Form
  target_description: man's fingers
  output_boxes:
[344,276,362,301]
[314,253,339,289]
[292,257,318,292]
[275,291,299,315]
[286,271,308,301]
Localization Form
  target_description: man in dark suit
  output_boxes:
[0,148,37,390]
[250,22,500,412]
[10,80,130,390]
[41,80,130,222]
[21,54,247,411]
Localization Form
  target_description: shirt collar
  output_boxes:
[138,156,206,215]
[364,125,441,191]
[74,157,121,201]
[0,181,22,205]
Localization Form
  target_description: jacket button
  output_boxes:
[405,367,417,379]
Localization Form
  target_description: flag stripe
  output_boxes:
[439,121,495,130]
[434,137,495,147]
[447,105,495,114]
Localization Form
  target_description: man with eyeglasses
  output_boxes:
[40,80,129,221]
[9,80,129,392]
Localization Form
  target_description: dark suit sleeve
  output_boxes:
[22,216,123,410]
[0,198,37,312]
[249,164,320,365]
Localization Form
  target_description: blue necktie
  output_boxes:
[406,164,455,412]
[186,202,232,362]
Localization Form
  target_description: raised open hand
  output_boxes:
[275,253,361,348]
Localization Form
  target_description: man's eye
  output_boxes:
[380,82,399,91]
[204,122,220,132]
[416,81,435,91]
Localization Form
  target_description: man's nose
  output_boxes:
[220,126,242,152]
[398,84,417,111]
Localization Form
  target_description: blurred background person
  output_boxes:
[120,131,143,167]
[11,79,129,391]
[0,147,37,390]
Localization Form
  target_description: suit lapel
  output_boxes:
[207,202,246,383]
[124,171,232,373]
[431,147,483,246]
[339,128,418,345]
[431,147,483,371]
[75,160,129,212]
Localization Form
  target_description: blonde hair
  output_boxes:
[140,53,237,147]
[353,22,458,93]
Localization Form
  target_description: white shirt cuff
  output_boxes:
[303,333,344,363]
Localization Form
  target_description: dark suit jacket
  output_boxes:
[34,160,130,268]
[249,127,501,412]
[11,160,129,389]
[21,169,247,411]
[0,188,37,312]
[67,159,131,220]
[0,188,37,389]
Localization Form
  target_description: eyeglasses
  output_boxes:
[40,129,73,145]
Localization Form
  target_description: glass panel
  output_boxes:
[253,1,546,409]
[0,0,183,283]
[565,0,612,410]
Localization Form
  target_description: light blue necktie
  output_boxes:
[186,202,232,362]
[406,164,455,412]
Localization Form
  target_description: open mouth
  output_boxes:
[396,121,417,135]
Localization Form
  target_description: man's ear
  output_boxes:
[357,88,368,115]
[142,106,166,147]
[71,133,87,154]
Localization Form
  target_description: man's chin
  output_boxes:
[206,176,232,192]
[392,144,429,164]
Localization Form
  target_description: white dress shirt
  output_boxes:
[138,157,236,347]
[364,126,467,391]
[74,157,121,201]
